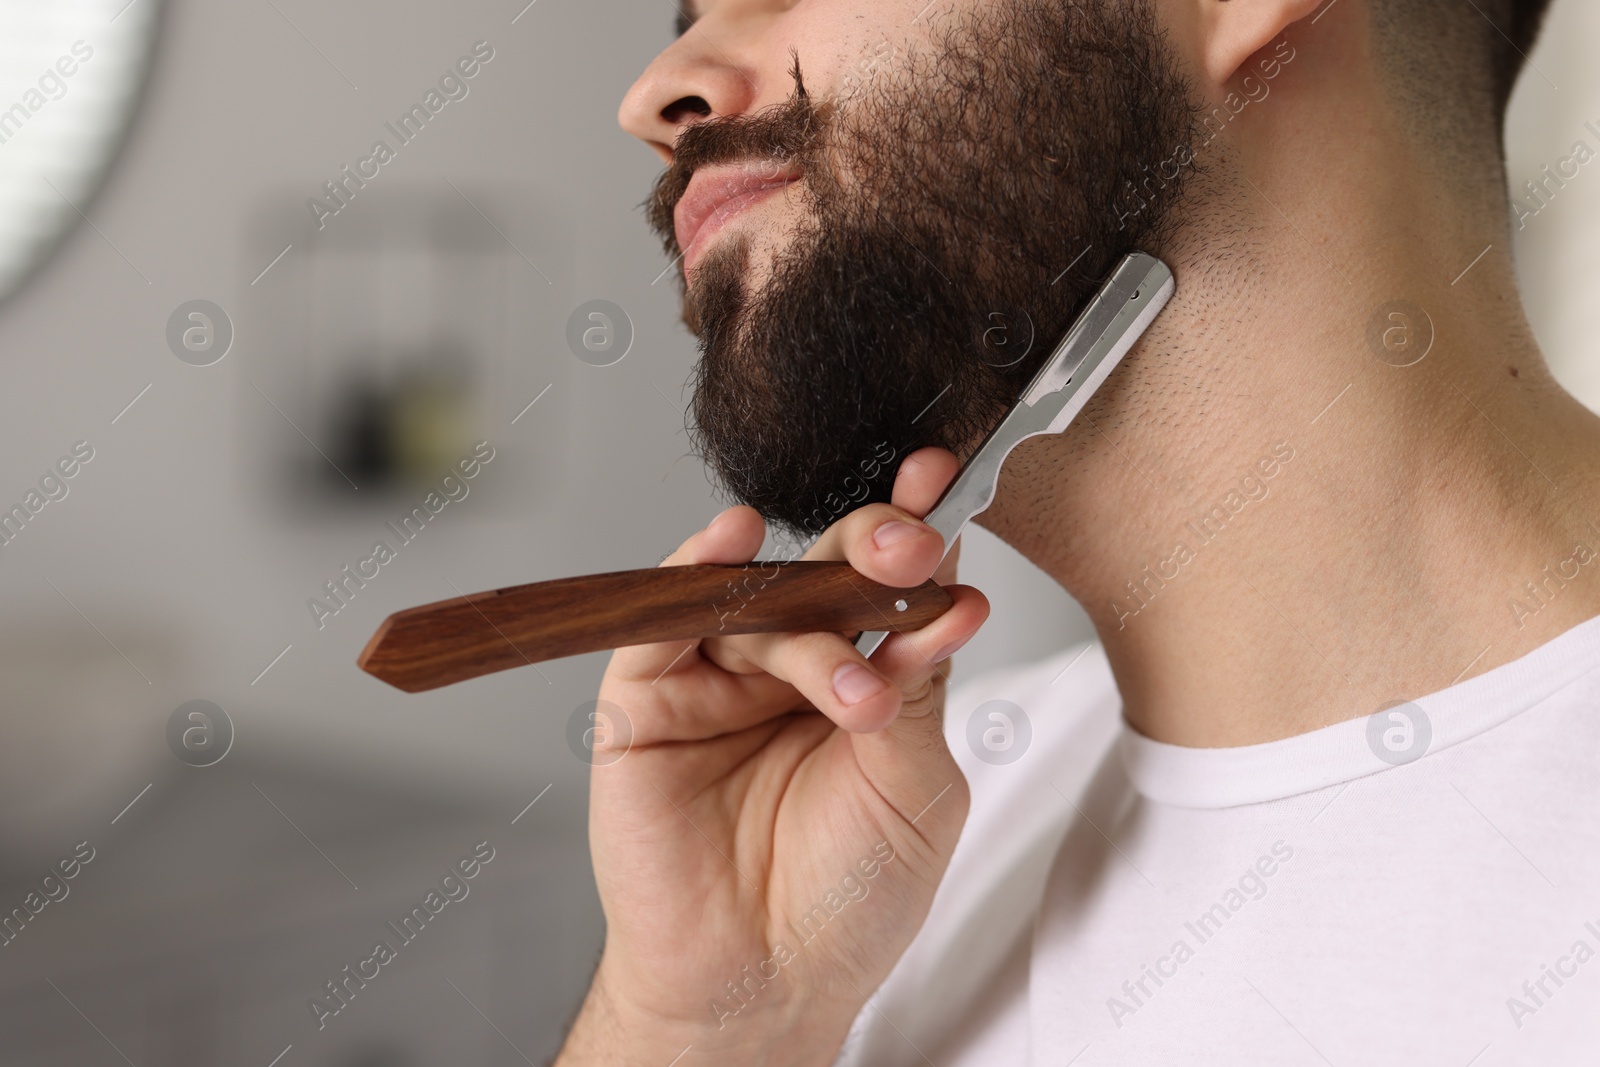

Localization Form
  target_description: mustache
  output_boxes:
[643,56,831,261]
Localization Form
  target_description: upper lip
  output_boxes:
[674,162,802,267]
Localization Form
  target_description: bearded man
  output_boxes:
[556,0,1596,1062]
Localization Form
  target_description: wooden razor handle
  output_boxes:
[358,560,952,693]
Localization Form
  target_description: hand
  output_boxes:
[556,447,989,1066]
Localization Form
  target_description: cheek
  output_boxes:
[770,0,947,97]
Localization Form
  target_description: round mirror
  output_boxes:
[0,0,162,301]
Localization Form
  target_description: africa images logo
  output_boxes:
[965,700,1032,766]
[1365,701,1431,766]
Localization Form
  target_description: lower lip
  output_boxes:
[682,180,797,273]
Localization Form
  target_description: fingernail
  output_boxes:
[833,663,889,705]
[873,521,925,549]
[932,633,974,663]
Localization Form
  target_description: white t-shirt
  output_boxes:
[837,613,1600,1066]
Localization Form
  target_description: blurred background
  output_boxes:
[0,0,1594,1063]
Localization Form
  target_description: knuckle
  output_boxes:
[896,670,944,717]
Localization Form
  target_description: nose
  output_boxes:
[619,31,760,163]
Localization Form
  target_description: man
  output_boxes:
[559,0,1599,1061]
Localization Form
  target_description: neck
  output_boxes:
[977,182,1600,747]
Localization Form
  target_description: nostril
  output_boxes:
[662,95,712,124]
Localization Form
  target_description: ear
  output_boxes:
[1196,0,1325,87]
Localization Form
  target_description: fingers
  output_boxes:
[811,446,966,658]
[868,584,989,682]
[697,445,974,730]
[703,628,904,733]
[801,503,941,588]
[660,504,765,568]
[803,447,962,588]
[700,581,989,735]
[889,447,961,516]
[609,446,979,740]
[890,448,964,587]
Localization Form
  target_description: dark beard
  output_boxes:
[645,0,1199,540]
